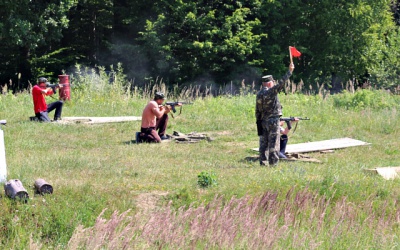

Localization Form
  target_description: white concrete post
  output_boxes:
[0,120,7,183]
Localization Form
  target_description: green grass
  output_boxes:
[0,78,400,248]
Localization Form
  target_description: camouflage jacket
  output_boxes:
[255,71,292,120]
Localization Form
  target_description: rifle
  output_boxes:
[164,102,192,117]
[46,83,66,94]
[280,117,310,131]
[46,83,59,94]
[256,116,309,136]
[280,117,310,121]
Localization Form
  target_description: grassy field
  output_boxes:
[0,76,400,249]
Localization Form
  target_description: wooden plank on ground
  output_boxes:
[61,116,141,124]
[364,167,400,180]
[252,137,370,153]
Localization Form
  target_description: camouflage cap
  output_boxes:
[262,75,274,82]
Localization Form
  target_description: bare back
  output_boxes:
[141,100,164,128]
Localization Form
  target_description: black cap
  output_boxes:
[154,91,165,100]
[262,75,274,82]
[38,77,48,83]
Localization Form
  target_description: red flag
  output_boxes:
[289,46,301,58]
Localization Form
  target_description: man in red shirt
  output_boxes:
[138,92,181,143]
[32,77,64,122]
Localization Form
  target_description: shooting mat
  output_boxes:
[60,116,142,124]
[364,167,400,180]
[252,137,370,153]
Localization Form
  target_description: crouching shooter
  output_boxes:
[32,77,63,122]
[138,92,182,143]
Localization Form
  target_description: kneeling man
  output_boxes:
[139,92,180,143]
[32,77,63,122]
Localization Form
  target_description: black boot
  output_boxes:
[279,135,288,159]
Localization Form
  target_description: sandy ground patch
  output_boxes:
[135,191,169,218]
[213,130,233,136]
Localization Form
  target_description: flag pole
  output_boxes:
[289,46,293,64]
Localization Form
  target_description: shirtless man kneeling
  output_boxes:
[138,92,181,143]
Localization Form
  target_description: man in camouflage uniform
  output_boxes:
[256,63,295,166]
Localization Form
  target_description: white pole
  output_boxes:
[0,123,7,183]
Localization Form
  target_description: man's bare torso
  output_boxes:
[141,100,161,128]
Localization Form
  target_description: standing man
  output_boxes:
[138,92,181,143]
[32,77,63,122]
[256,63,295,166]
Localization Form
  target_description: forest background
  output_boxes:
[1,1,400,248]
[1,0,400,93]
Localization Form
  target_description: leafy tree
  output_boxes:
[61,0,113,67]
[258,0,399,90]
[0,0,77,89]
[107,0,158,81]
[140,0,266,84]
[1,0,399,91]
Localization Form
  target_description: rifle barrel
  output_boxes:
[280,117,310,121]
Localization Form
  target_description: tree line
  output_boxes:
[1,0,399,92]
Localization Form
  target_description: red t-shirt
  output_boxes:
[32,85,53,113]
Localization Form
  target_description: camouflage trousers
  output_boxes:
[259,117,281,165]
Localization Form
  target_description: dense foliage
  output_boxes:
[1,0,400,91]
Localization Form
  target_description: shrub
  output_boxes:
[333,89,398,110]
[197,171,217,188]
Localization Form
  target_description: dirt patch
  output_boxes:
[225,141,249,148]
[135,191,169,218]
[213,130,233,136]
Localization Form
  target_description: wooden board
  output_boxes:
[61,116,141,124]
[252,137,370,153]
[364,167,400,180]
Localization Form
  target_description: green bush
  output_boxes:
[197,171,218,188]
[333,89,399,110]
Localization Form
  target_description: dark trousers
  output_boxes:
[36,101,63,122]
[140,114,169,143]
[259,117,280,165]
[280,134,288,155]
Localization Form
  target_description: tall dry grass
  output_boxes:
[67,188,400,249]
